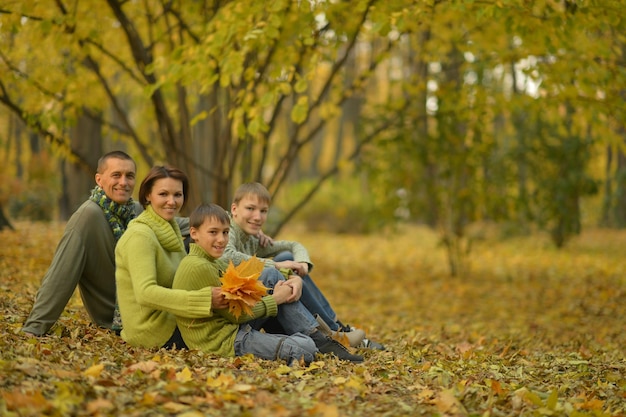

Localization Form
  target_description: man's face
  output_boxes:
[230,194,269,236]
[190,217,229,259]
[95,158,136,204]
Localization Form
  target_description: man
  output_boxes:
[22,151,137,336]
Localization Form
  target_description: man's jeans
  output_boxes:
[273,251,340,331]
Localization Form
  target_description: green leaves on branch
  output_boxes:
[291,97,309,124]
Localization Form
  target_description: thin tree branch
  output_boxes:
[272,102,408,235]
[81,55,154,166]
[82,39,145,84]
[268,0,377,191]
[106,0,180,162]
[0,79,92,174]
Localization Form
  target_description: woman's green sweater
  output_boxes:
[115,205,214,348]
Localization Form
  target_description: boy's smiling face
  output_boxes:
[231,194,269,236]
[190,217,230,258]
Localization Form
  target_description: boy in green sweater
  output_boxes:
[172,203,363,364]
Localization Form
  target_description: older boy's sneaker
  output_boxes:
[310,330,364,363]
[359,338,386,350]
[315,315,365,348]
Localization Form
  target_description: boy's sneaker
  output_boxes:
[315,315,365,348]
[336,319,386,350]
[310,330,364,363]
[336,320,353,332]
[359,338,386,350]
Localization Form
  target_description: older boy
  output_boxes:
[223,182,384,350]
[172,203,363,364]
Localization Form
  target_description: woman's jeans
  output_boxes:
[273,251,340,331]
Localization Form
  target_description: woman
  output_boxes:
[115,165,213,349]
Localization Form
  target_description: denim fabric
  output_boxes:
[234,324,317,365]
[273,251,340,331]
[258,269,318,335]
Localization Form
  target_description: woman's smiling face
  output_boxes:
[146,177,184,221]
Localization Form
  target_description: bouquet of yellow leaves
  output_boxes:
[220,256,269,319]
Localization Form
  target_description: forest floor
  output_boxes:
[1,221,625,416]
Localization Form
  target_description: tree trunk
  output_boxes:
[409,29,437,228]
[334,47,361,170]
[613,142,626,228]
[192,87,233,210]
[599,144,613,227]
[59,112,103,220]
[0,203,14,230]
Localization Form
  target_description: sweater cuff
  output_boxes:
[185,287,214,317]
[261,295,278,317]
[278,268,291,279]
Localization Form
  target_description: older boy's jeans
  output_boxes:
[258,269,319,334]
[234,324,316,365]
[273,251,340,331]
[235,268,319,364]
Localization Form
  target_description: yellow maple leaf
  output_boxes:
[83,363,104,378]
[220,257,268,319]
[175,366,193,382]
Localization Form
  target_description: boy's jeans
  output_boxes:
[258,269,319,334]
[273,251,340,331]
[235,268,320,364]
[234,324,316,365]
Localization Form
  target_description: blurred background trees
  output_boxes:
[0,0,624,275]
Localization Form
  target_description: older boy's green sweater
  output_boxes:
[224,219,312,269]
[172,243,278,357]
[115,206,214,349]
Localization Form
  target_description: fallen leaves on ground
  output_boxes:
[1,221,625,416]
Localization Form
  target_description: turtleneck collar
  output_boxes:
[133,205,185,253]
[188,242,219,261]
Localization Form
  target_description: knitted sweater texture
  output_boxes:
[173,243,278,357]
[115,205,213,348]
[223,219,312,269]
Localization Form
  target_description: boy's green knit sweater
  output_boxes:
[115,205,214,349]
[172,243,278,357]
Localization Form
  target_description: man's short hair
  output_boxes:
[97,151,135,173]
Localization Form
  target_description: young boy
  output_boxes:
[223,182,385,350]
[172,203,364,364]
